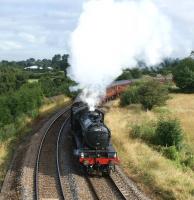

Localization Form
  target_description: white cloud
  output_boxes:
[0,0,194,60]
[0,41,23,51]
[18,32,46,44]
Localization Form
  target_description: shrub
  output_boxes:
[173,58,194,92]
[138,80,169,110]
[131,122,156,143]
[120,86,140,106]
[0,83,43,128]
[162,146,179,161]
[155,118,183,150]
[116,70,132,80]
[182,152,194,170]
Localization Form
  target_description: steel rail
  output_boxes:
[56,114,71,200]
[34,105,71,200]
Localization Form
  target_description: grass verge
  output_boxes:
[0,95,71,188]
[105,97,194,200]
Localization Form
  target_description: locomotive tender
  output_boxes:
[71,96,119,175]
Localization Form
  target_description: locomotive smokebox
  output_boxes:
[84,123,110,149]
[71,100,111,150]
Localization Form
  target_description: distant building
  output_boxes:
[24,65,53,70]
[24,65,40,70]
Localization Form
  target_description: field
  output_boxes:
[105,93,194,200]
[167,94,194,152]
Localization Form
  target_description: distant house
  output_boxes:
[47,67,53,70]
[24,65,40,70]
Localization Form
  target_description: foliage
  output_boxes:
[0,53,70,75]
[130,68,142,78]
[155,118,183,150]
[183,154,194,170]
[0,83,43,129]
[39,73,75,97]
[173,58,194,92]
[0,67,27,95]
[120,80,169,110]
[138,80,169,110]
[162,146,179,161]
[116,68,142,80]
[131,122,156,143]
[116,70,132,80]
[120,85,140,106]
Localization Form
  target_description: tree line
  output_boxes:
[0,54,69,74]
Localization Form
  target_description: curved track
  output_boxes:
[33,104,149,200]
[34,106,71,200]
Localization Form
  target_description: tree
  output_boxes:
[155,119,183,150]
[61,54,70,75]
[0,68,27,95]
[120,86,139,106]
[173,58,194,92]
[130,68,142,79]
[116,70,132,80]
[52,54,62,70]
[26,58,35,66]
[39,77,55,97]
[138,80,169,110]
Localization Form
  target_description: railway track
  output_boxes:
[86,175,126,200]
[85,170,149,200]
[33,104,149,200]
[34,106,71,200]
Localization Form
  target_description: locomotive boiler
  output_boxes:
[71,97,119,175]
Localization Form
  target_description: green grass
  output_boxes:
[28,79,39,83]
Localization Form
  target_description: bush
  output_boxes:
[138,80,169,110]
[116,70,132,80]
[173,58,194,92]
[120,80,169,111]
[116,68,142,80]
[120,86,139,106]
[155,119,183,150]
[162,146,179,161]
[0,83,43,128]
[182,152,194,170]
[131,122,156,143]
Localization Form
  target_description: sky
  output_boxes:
[0,0,194,61]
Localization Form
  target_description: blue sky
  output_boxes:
[0,0,84,60]
[0,0,194,61]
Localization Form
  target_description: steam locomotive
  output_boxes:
[71,96,119,175]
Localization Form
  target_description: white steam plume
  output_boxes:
[68,0,194,110]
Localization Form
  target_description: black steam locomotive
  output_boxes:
[71,96,119,175]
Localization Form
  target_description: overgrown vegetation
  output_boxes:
[130,117,194,172]
[0,67,28,95]
[116,68,142,80]
[0,57,75,144]
[120,85,140,106]
[105,97,194,200]
[155,118,183,149]
[120,80,169,110]
[173,58,194,92]
[0,56,73,187]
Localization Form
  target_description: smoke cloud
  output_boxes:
[68,0,194,110]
